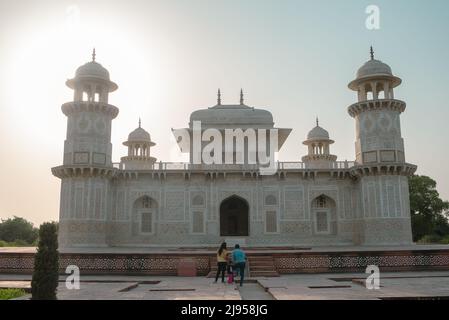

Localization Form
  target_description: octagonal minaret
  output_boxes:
[52,50,119,248]
[348,48,416,245]
[62,49,119,167]
[348,47,406,165]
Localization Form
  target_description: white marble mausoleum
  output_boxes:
[52,48,417,249]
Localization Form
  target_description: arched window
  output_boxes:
[311,195,336,235]
[134,196,157,234]
[376,82,385,99]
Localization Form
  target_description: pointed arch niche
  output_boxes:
[311,195,337,235]
[133,196,158,235]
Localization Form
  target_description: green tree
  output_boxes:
[31,222,59,300]
[409,175,449,241]
[0,216,38,244]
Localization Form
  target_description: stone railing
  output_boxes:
[113,161,356,171]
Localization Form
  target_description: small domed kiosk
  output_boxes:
[120,119,157,170]
[302,118,337,169]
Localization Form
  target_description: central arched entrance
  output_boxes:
[220,195,249,236]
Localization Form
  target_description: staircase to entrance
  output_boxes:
[207,254,279,278]
[248,255,279,277]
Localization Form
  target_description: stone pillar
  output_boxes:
[371,81,378,100]
[384,81,390,99]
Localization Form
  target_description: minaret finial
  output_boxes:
[370,46,374,60]
[217,88,221,105]
[92,48,96,61]
[240,88,244,105]
[138,117,141,128]
[316,117,319,127]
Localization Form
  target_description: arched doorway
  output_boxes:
[220,196,249,236]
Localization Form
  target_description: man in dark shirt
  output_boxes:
[231,244,247,287]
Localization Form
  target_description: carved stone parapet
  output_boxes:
[348,99,406,118]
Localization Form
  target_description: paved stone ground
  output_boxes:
[239,283,274,300]
[0,275,241,300]
[258,271,449,300]
[1,271,449,300]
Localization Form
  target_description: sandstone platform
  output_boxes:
[1,245,448,276]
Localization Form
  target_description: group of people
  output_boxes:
[214,242,247,287]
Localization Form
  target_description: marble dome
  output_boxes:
[75,61,110,80]
[307,125,330,140]
[66,51,118,92]
[128,127,153,143]
[190,104,274,127]
[348,53,402,91]
[356,59,392,79]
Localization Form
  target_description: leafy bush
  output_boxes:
[0,239,31,247]
[11,239,28,246]
[31,222,59,300]
[417,234,442,244]
[409,176,449,241]
[0,288,26,300]
[417,234,449,244]
[0,216,38,245]
[440,236,449,244]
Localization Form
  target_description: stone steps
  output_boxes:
[249,270,280,277]
[207,255,279,278]
[248,256,279,277]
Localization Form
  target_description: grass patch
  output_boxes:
[0,240,35,247]
[417,235,449,245]
[0,288,27,300]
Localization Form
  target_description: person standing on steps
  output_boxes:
[232,244,247,287]
[214,242,228,283]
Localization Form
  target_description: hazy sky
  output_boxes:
[1,0,448,226]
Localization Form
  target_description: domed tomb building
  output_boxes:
[52,48,416,249]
